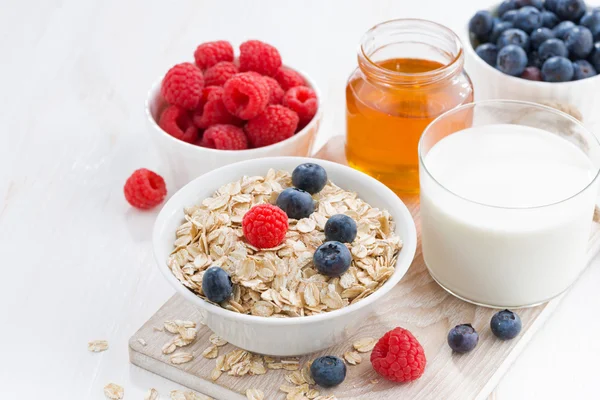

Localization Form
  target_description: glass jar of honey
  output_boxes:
[346,19,474,194]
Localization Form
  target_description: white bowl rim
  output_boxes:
[145,66,322,155]
[463,18,600,87]
[153,156,418,326]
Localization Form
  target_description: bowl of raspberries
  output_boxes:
[464,0,600,129]
[146,40,321,188]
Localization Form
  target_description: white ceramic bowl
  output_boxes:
[463,19,600,135]
[146,67,322,189]
[153,157,417,356]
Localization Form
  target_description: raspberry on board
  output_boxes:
[204,61,239,87]
[201,124,248,150]
[158,105,199,143]
[222,72,270,120]
[161,62,204,110]
[283,86,318,127]
[124,168,167,210]
[242,204,289,249]
[263,76,285,105]
[370,327,426,383]
[245,105,299,148]
[274,66,306,90]
[239,40,282,76]
[194,40,234,70]
[193,94,242,129]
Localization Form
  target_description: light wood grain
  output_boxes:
[129,136,600,400]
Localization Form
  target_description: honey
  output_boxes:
[345,20,474,193]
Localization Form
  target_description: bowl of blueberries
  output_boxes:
[465,0,600,129]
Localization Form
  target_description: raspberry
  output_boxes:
[222,72,270,119]
[201,124,248,150]
[239,40,282,76]
[193,92,242,129]
[204,62,239,86]
[242,204,288,249]
[245,105,299,148]
[274,66,306,90]
[124,168,167,210]
[263,76,284,105]
[161,62,204,110]
[194,41,234,70]
[283,86,318,127]
[158,105,198,143]
[198,86,224,110]
[370,328,426,383]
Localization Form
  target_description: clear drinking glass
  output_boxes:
[419,100,600,308]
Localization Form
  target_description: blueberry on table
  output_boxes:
[580,10,600,41]
[291,163,327,194]
[313,241,352,277]
[538,38,569,62]
[447,324,479,353]
[513,6,543,33]
[572,60,597,80]
[325,214,358,244]
[502,10,519,23]
[276,187,314,219]
[490,21,514,44]
[497,28,530,50]
[498,0,518,17]
[469,10,495,39]
[490,310,522,340]
[476,43,499,66]
[542,56,575,81]
[590,42,600,72]
[201,266,233,303]
[553,20,576,40]
[497,44,528,76]
[515,0,543,10]
[521,66,543,80]
[564,26,594,59]
[310,356,346,388]
[530,27,555,50]
[555,0,587,22]
[541,11,560,29]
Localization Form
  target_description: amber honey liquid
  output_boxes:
[346,58,474,193]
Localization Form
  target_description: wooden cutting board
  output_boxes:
[129,136,600,400]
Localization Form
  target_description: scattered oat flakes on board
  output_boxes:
[88,340,109,352]
[103,383,124,400]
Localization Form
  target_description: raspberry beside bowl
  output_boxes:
[152,157,417,356]
[146,67,322,189]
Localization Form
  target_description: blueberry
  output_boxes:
[502,9,519,23]
[556,0,586,22]
[538,38,569,62]
[521,66,543,80]
[542,56,575,81]
[553,21,576,40]
[530,27,555,49]
[498,0,518,17]
[497,28,530,50]
[565,26,594,59]
[490,21,514,43]
[476,43,499,66]
[276,187,314,219]
[545,0,560,13]
[490,310,522,340]
[469,10,495,39]
[313,241,352,277]
[496,44,528,76]
[325,214,358,243]
[528,50,543,67]
[541,11,560,28]
[581,10,600,41]
[572,59,597,79]
[447,324,479,353]
[513,6,543,33]
[590,42,600,71]
[201,266,233,303]
[516,0,544,9]
[292,163,328,194]
[310,356,346,388]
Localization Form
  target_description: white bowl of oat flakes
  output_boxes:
[153,157,417,356]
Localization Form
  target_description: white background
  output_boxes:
[1,0,599,398]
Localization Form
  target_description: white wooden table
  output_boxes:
[1,0,599,398]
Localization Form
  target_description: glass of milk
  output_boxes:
[419,100,600,308]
